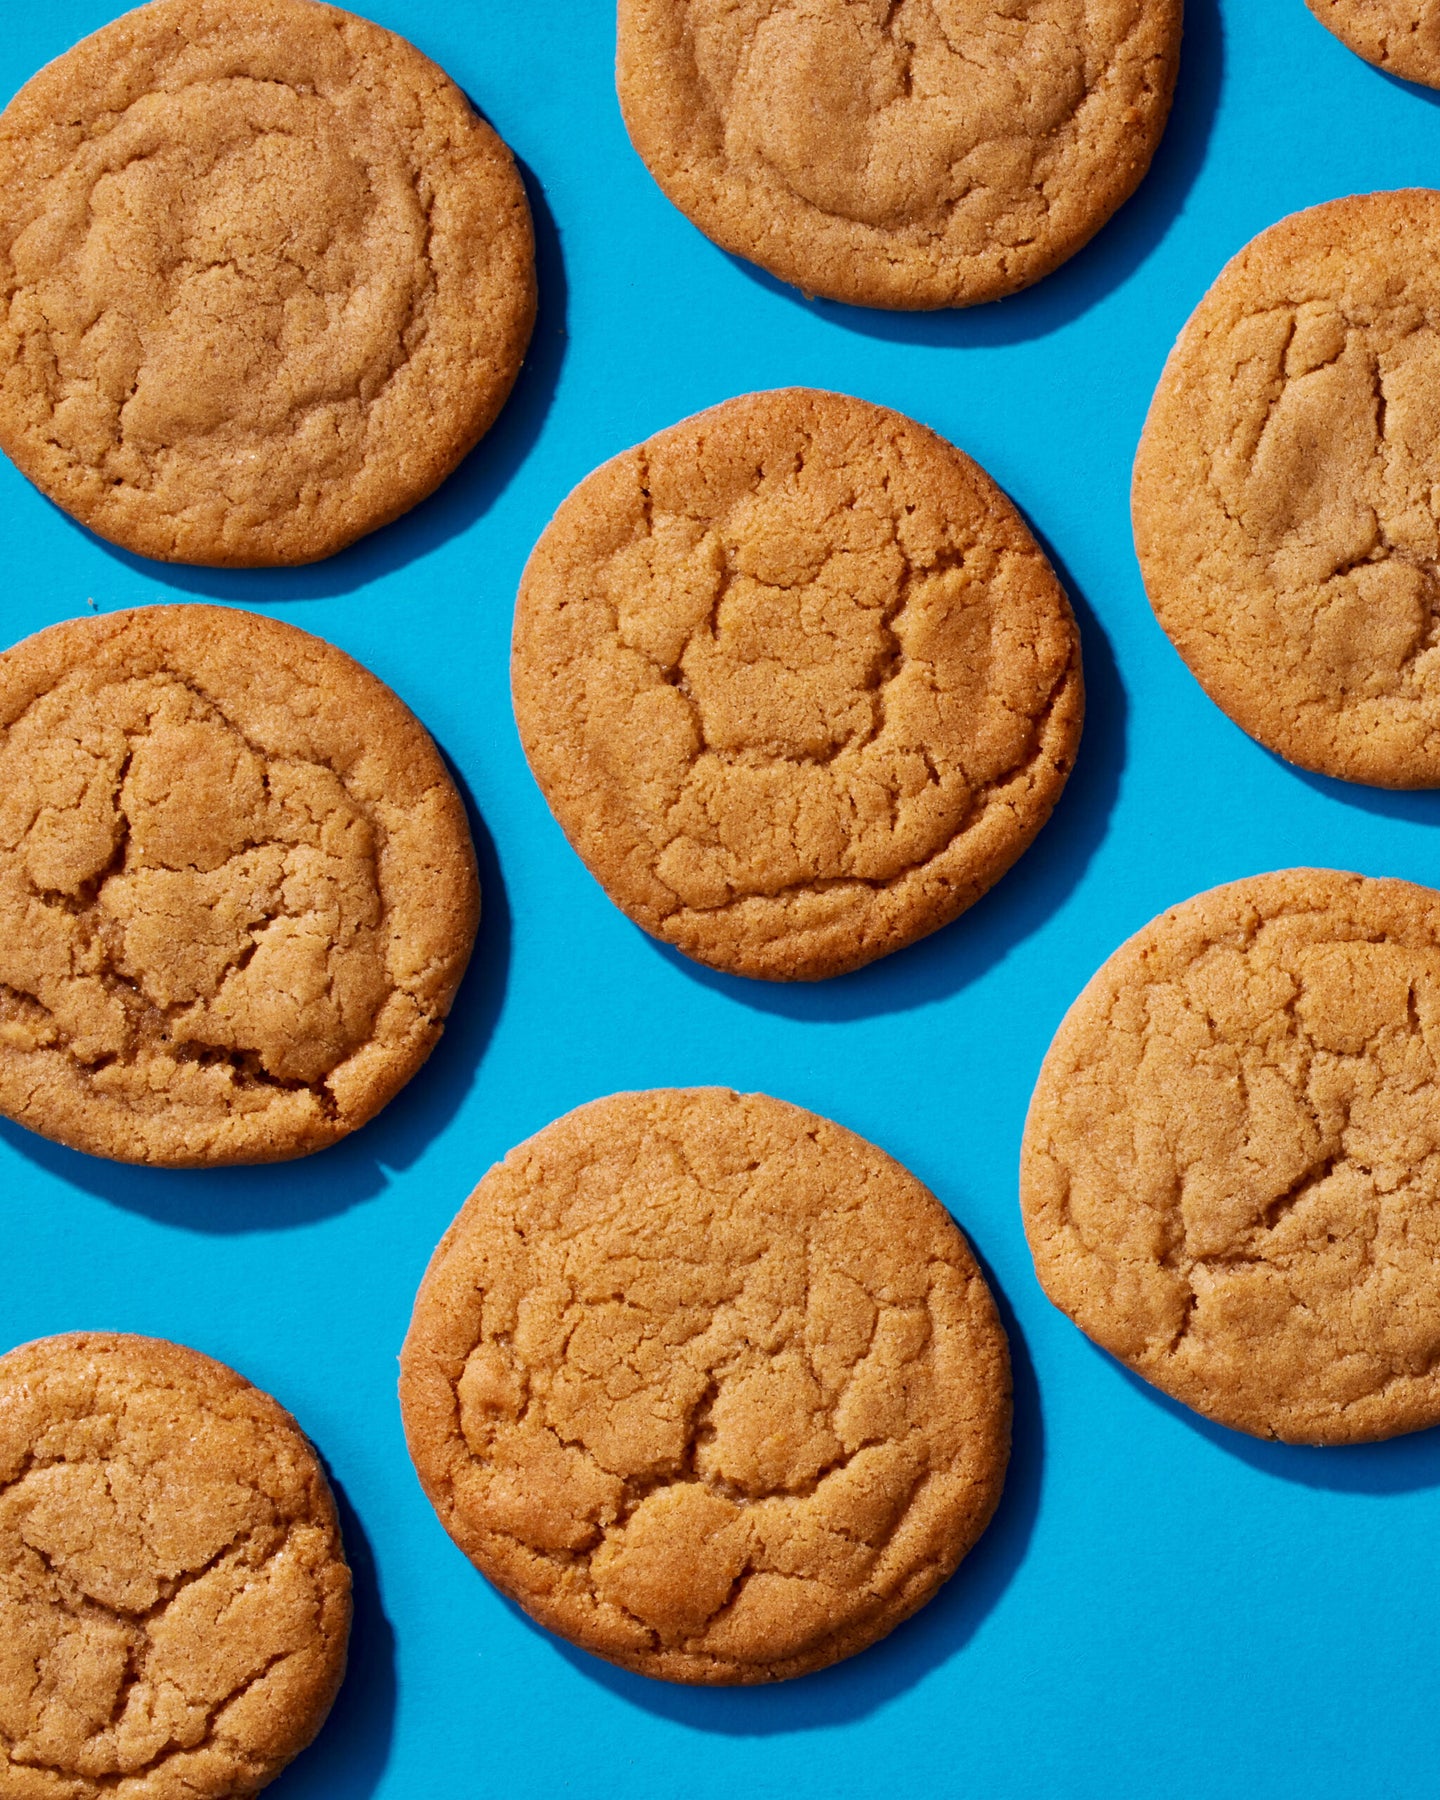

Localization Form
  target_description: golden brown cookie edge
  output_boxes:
[1304,0,1440,89]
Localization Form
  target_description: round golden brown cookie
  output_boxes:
[1304,0,1440,87]
[400,1088,1011,1684]
[0,0,536,567]
[0,603,479,1166]
[0,1332,350,1797]
[512,389,1083,981]
[1021,868,1440,1445]
[616,0,1182,311]
[1133,190,1440,788]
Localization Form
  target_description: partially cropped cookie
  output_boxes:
[616,0,1182,309]
[1022,869,1440,1445]
[1134,190,1440,787]
[0,604,479,1166]
[400,1088,1011,1684]
[1305,1,1440,87]
[513,389,1083,981]
[0,1332,350,1797]
[0,0,535,566]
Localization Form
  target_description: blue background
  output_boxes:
[2,1,1439,1794]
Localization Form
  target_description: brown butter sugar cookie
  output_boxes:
[512,389,1083,982]
[0,1332,350,1798]
[1305,0,1440,88]
[1021,869,1440,1445]
[0,604,479,1166]
[400,1088,1011,1684]
[1133,189,1440,788]
[0,0,536,567]
[616,0,1182,311]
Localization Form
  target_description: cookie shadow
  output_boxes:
[719,0,1223,349]
[1371,65,1440,110]
[78,156,567,602]
[271,1477,397,1800]
[1276,754,1440,826]
[650,532,1126,1023]
[1106,1347,1440,1495]
[0,767,509,1233]
[540,1260,1042,1735]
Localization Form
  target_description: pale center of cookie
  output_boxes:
[8,78,430,518]
[691,0,1086,230]
[0,669,387,1110]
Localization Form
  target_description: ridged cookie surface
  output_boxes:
[617,0,1182,309]
[1134,191,1440,787]
[0,605,479,1166]
[0,0,535,565]
[0,1332,350,1798]
[513,389,1082,981]
[1022,870,1440,1443]
[401,1088,1011,1683]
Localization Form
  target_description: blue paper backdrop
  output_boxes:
[3,1,1439,1794]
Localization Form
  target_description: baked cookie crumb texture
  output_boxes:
[400,1088,1012,1684]
[0,605,479,1167]
[1305,0,1440,88]
[616,0,1182,309]
[0,0,536,567]
[1022,869,1440,1444]
[513,388,1083,981]
[1134,189,1440,787]
[0,1332,351,1799]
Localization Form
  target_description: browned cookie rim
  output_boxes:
[1304,0,1440,89]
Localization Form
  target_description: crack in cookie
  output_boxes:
[0,0,536,566]
[513,389,1083,981]
[0,605,479,1166]
[1022,869,1440,1443]
[400,1088,1012,1684]
[0,1333,350,1797]
[617,0,1181,309]
[1135,190,1440,787]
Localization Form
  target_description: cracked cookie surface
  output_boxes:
[616,0,1181,310]
[512,389,1083,981]
[399,1088,1011,1683]
[0,1332,350,1798]
[0,0,535,567]
[1133,190,1440,787]
[1021,869,1440,1444]
[1305,1,1440,88]
[0,604,479,1167]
